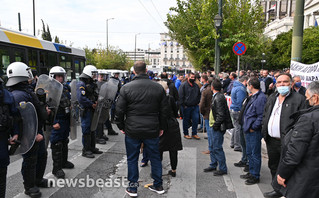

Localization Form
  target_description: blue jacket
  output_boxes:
[175,79,182,90]
[242,90,267,133]
[230,81,247,111]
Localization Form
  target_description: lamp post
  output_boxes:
[134,33,140,62]
[106,18,114,54]
[214,14,222,75]
[261,52,266,69]
[33,0,35,36]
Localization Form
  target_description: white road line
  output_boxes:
[167,147,197,198]
[13,142,116,198]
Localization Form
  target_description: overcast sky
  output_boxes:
[0,0,177,51]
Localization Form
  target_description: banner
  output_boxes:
[290,60,319,88]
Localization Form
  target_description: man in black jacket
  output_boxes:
[178,72,201,140]
[276,81,319,198]
[292,76,306,96]
[115,61,168,197]
[262,74,307,198]
[204,79,233,176]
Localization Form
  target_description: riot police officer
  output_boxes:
[77,65,102,158]
[96,70,109,144]
[6,62,49,198]
[0,77,18,198]
[49,66,74,179]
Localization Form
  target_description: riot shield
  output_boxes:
[35,74,63,125]
[69,79,79,140]
[9,102,38,155]
[90,78,119,131]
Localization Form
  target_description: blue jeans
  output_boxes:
[245,130,262,178]
[209,128,227,172]
[199,114,204,129]
[141,148,149,164]
[205,120,215,167]
[125,136,162,190]
[182,105,199,136]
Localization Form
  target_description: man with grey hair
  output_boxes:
[230,75,248,151]
[262,73,307,198]
[275,81,319,198]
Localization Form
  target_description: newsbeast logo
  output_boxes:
[48,175,129,188]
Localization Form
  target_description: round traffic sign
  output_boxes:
[233,42,247,56]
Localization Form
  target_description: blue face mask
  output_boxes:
[277,86,290,96]
[294,82,302,88]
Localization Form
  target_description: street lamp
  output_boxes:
[261,52,266,69]
[214,14,223,75]
[134,33,140,62]
[106,18,114,54]
[33,0,35,36]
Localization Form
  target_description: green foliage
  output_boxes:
[268,27,319,69]
[84,45,133,70]
[41,19,52,41]
[166,0,267,71]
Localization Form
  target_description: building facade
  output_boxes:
[263,0,319,39]
[159,33,193,69]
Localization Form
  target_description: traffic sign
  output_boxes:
[233,42,247,56]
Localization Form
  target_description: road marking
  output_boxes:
[167,147,197,198]
[13,142,115,198]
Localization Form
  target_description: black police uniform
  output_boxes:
[77,77,102,158]
[0,82,17,198]
[50,84,74,178]
[9,82,49,197]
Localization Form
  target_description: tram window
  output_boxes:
[75,60,80,79]
[40,67,49,75]
[28,49,38,68]
[40,51,48,67]
[0,47,10,76]
[13,48,25,63]
[48,52,57,66]
[60,55,71,69]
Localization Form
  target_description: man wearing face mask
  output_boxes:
[178,72,201,139]
[292,76,306,96]
[262,73,307,198]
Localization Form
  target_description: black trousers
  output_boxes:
[0,166,7,198]
[160,150,178,170]
[265,137,282,179]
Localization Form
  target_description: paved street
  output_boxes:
[6,120,275,198]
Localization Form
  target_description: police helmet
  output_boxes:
[6,62,33,87]
[49,66,67,82]
[80,65,98,79]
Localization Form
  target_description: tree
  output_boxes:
[267,27,319,69]
[54,36,60,43]
[84,45,133,70]
[41,19,52,41]
[166,0,267,71]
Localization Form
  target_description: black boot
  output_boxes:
[22,143,40,196]
[24,186,41,198]
[51,142,65,179]
[35,141,49,188]
[102,134,109,141]
[62,139,74,169]
[91,131,103,154]
[82,133,95,158]
[108,128,118,135]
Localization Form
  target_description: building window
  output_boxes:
[165,61,167,65]
[176,61,179,66]
[171,61,173,66]
[165,47,167,53]
[171,54,173,58]
[177,48,179,53]
[177,54,179,58]
[165,54,167,58]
